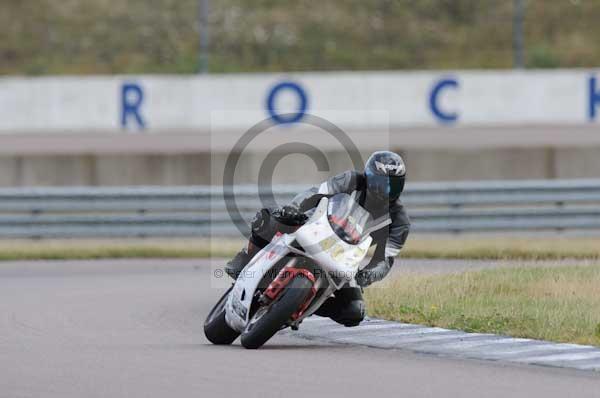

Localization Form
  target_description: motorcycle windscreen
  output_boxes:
[326,193,372,244]
[295,196,372,283]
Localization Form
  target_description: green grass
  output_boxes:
[401,236,600,261]
[0,238,244,261]
[364,264,600,346]
[3,0,600,75]
[0,236,599,262]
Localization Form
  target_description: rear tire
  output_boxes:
[240,275,313,349]
[204,286,240,345]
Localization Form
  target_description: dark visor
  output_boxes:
[366,171,404,200]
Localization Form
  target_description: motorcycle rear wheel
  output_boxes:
[240,275,313,349]
[204,286,241,345]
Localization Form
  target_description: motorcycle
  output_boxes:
[204,192,390,349]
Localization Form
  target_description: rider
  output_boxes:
[225,151,411,327]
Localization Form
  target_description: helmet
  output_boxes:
[364,151,406,201]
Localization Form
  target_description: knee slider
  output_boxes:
[341,300,365,327]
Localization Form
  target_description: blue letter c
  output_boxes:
[429,78,459,124]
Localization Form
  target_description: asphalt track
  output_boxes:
[1,259,599,398]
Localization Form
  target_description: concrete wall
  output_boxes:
[2,147,599,186]
[1,69,600,133]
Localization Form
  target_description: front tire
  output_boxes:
[204,286,240,345]
[240,275,313,349]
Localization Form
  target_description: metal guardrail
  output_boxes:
[0,179,599,238]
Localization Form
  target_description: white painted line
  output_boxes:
[516,351,600,363]
[480,343,587,357]
[380,327,451,336]
[401,334,493,348]
[411,336,522,351]
[440,337,532,350]
[330,323,423,334]
[342,331,465,346]
[289,318,399,336]
[407,332,487,344]
[352,323,406,331]
[304,317,387,326]
[384,332,470,346]
[577,362,600,370]
[333,327,451,341]
[323,323,420,335]
[313,325,441,340]
[303,317,332,324]
[298,323,360,333]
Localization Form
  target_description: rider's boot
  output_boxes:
[224,242,259,279]
[314,285,365,327]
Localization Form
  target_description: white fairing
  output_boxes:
[224,196,373,332]
[225,235,292,332]
[294,199,372,287]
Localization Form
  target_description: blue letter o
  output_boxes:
[266,81,308,124]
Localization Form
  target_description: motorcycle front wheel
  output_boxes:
[204,286,241,345]
[240,275,313,349]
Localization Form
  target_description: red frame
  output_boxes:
[263,265,317,320]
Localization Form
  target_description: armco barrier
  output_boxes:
[0,179,599,238]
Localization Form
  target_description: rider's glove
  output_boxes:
[355,257,394,288]
[272,205,307,225]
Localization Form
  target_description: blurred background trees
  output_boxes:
[1,0,598,75]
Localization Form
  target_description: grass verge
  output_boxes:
[364,264,600,346]
[0,236,599,261]
[402,236,600,261]
[0,238,245,261]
